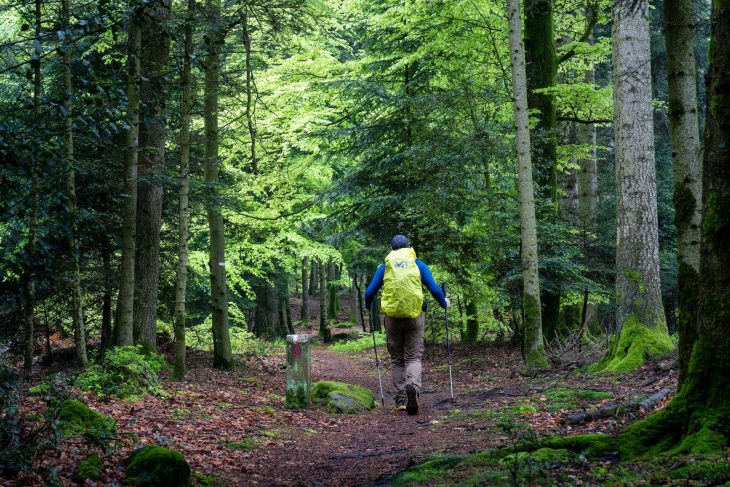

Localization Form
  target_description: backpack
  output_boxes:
[381,247,424,318]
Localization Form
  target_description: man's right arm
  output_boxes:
[364,263,385,309]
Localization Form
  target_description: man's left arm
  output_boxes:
[416,260,449,308]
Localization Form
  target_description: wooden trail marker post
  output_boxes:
[285,334,311,408]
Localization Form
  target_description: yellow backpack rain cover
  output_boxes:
[381,247,424,318]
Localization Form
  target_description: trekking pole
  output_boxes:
[370,304,386,407]
[441,283,454,402]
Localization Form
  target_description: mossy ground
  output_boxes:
[53,399,116,444]
[75,453,103,481]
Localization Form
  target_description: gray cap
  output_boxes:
[391,235,410,250]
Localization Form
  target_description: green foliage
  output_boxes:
[329,331,385,354]
[75,346,166,400]
[125,445,191,487]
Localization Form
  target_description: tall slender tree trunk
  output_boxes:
[100,241,113,353]
[301,257,309,322]
[133,0,171,352]
[464,299,479,343]
[242,12,258,174]
[172,0,194,380]
[61,0,87,367]
[354,274,366,331]
[664,0,702,384]
[204,0,233,368]
[318,260,331,342]
[24,0,42,375]
[327,260,337,320]
[309,260,318,295]
[508,0,547,369]
[592,0,671,373]
[116,7,141,346]
[351,272,358,322]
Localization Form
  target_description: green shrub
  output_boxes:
[330,332,385,354]
[126,445,191,486]
[76,345,166,400]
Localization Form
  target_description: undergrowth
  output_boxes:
[330,332,385,354]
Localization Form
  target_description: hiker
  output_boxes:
[364,235,450,415]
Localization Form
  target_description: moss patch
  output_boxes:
[75,453,102,481]
[126,445,191,486]
[589,315,673,373]
[543,388,614,411]
[226,439,257,451]
[53,399,116,444]
[312,381,375,413]
[391,455,467,485]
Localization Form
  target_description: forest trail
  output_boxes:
[17,297,677,486]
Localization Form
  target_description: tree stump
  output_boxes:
[285,334,311,408]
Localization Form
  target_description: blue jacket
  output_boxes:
[364,258,448,310]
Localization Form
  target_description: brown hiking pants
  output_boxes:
[384,312,425,403]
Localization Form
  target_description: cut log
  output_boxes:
[565,388,672,424]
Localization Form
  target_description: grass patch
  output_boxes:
[226,439,257,451]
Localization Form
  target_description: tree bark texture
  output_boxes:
[601,0,671,373]
[508,0,547,369]
[309,260,318,295]
[524,0,558,205]
[318,260,331,342]
[327,260,337,320]
[133,0,171,352]
[204,0,233,368]
[24,0,42,374]
[301,257,309,322]
[117,8,141,346]
[172,0,194,380]
[463,299,479,343]
[62,0,87,367]
[664,0,702,384]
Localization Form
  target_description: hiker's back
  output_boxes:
[381,248,423,318]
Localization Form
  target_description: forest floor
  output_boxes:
[10,296,726,486]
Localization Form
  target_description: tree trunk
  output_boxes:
[524,0,557,206]
[133,0,170,353]
[354,274,366,332]
[664,0,702,384]
[242,12,258,174]
[24,0,42,375]
[301,257,309,323]
[101,241,113,354]
[351,272,358,322]
[464,299,479,343]
[172,0,194,381]
[204,0,233,368]
[60,0,87,367]
[327,260,337,320]
[310,260,318,295]
[319,260,331,342]
[591,0,671,373]
[116,7,141,346]
[508,0,547,369]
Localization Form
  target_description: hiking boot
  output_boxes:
[395,401,407,412]
[405,384,419,415]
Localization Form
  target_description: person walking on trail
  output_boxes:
[365,235,450,415]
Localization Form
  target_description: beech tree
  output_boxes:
[508,0,547,369]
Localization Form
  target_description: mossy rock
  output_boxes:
[125,445,191,486]
[500,448,570,466]
[312,381,375,413]
[75,453,103,481]
[54,399,116,444]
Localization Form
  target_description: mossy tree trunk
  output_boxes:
[116,6,141,346]
[133,0,170,353]
[592,0,671,373]
[172,0,194,380]
[463,299,479,343]
[664,0,702,384]
[61,0,87,367]
[508,0,547,370]
[203,0,232,368]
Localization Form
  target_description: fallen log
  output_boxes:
[565,388,672,425]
